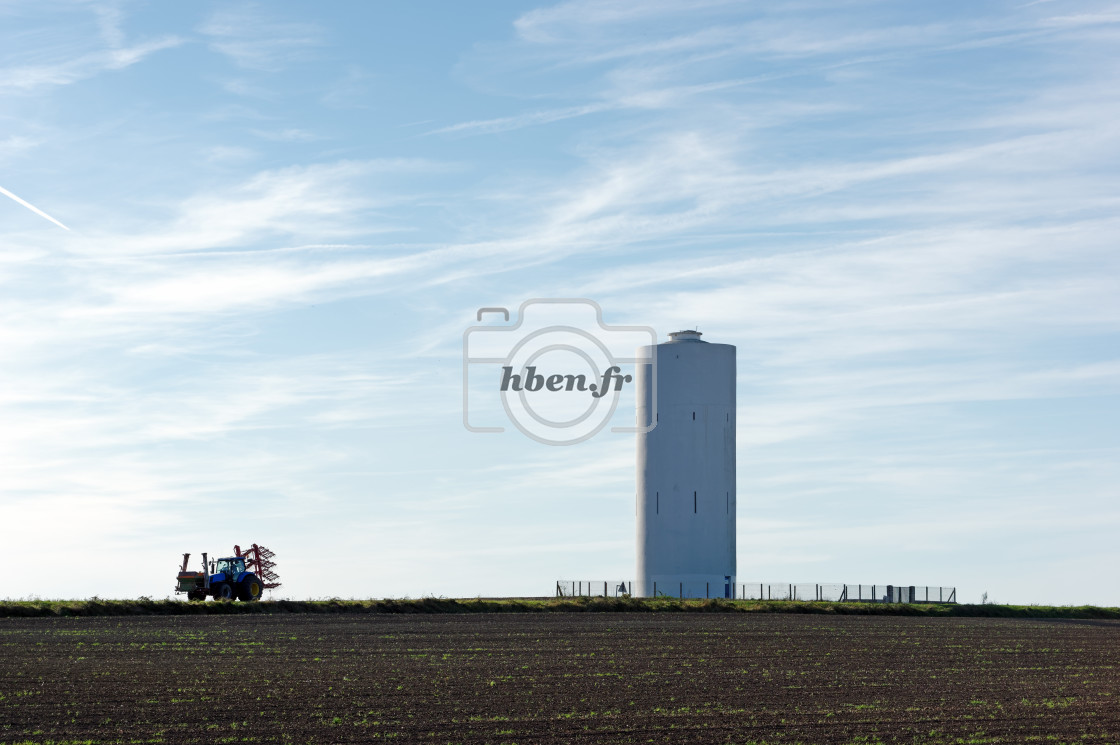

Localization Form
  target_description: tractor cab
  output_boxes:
[214,556,245,581]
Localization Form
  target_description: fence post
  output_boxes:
[872,585,876,602]
[706,582,709,599]
[654,581,657,597]
[679,582,682,599]
[604,581,607,597]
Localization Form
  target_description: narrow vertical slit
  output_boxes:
[694,491,697,513]
[656,491,659,514]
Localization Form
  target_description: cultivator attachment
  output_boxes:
[174,542,280,601]
[236,543,281,590]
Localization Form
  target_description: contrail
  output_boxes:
[0,184,70,231]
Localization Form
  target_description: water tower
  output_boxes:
[636,330,736,598]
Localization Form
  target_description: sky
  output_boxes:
[1,0,1118,605]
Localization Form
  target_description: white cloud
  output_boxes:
[0,36,181,93]
[249,128,322,142]
[0,135,41,158]
[431,103,615,135]
[200,6,323,71]
[514,0,735,44]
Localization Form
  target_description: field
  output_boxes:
[2,611,1119,744]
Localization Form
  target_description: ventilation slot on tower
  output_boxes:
[656,491,659,515]
[694,491,697,513]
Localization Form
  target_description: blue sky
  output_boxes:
[1,0,1118,604]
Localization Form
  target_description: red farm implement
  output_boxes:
[175,543,281,602]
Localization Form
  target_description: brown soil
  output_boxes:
[1,613,1118,743]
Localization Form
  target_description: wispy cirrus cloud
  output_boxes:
[429,103,615,135]
[64,159,446,258]
[0,135,41,159]
[445,1,1120,139]
[513,0,737,44]
[249,127,322,142]
[0,36,182,93]
[200,5,324,72]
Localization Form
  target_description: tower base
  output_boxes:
[636,573,737,599]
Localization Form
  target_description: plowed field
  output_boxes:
[2,613,1118,744]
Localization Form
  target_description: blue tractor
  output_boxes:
[176,550,266,602]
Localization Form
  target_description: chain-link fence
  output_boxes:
[556,580,955,603]
[735,583,955,603]
[555,580,633,597]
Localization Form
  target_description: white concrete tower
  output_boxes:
[636,330,736,598]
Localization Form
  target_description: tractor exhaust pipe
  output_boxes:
[202,552,209,589]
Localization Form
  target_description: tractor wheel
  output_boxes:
[238,575,263,602]
[187,589,207,602]
[213,582,234,600]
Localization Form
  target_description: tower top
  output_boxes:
[667,330,703,343]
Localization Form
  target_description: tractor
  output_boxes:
[175,543,281,601]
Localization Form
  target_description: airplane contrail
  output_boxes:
[0,184,70,231]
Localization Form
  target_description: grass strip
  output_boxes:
[1,597,1118,618]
